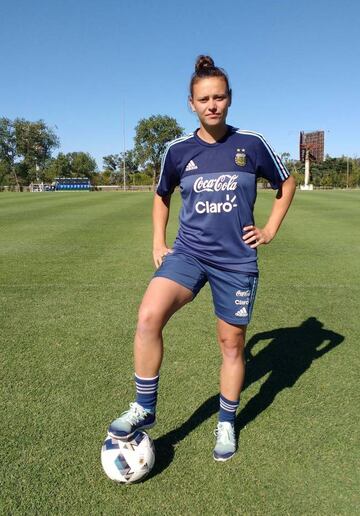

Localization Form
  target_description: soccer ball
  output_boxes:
[101,431,155,484]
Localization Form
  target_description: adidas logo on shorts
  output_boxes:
[235,307,248,317]
[185,160,198,171]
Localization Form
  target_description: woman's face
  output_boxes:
[189,76,231,130]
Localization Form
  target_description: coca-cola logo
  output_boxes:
[236,290,250,297]
[193,174,238,193]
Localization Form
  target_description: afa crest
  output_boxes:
[235,148,246,167]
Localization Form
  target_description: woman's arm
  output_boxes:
[152,193,173,267]
[243,175,296,248]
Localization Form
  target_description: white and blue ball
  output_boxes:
[101,431,155,484]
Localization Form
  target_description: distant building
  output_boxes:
[299,131,325,162]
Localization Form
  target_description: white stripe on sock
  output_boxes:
[135,374,159,381]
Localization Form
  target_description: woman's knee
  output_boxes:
[136,304,164,337]
[218,331,246,360]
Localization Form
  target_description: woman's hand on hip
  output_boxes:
[153,246,173,268]
[242,225,274,249]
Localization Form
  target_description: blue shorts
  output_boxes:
[153,252,258,325]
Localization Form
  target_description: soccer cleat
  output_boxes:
[213,421,236,462]
[108,402,156,440]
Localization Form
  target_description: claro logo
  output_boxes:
[195,194,238,214]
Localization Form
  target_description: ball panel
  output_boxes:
[101,431,155,484]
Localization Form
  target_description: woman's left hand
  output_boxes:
[242,225,274,249]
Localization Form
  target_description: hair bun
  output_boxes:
[195,55,215,73]
[189,55,230,97]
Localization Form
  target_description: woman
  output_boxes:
[108,55,296,461]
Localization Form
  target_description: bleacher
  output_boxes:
[55,177,91,191]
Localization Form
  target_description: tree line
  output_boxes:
[0,115,183,189]
[1,116,359,189]
[282,154,360,188]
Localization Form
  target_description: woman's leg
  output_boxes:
[134,276,193,376]
[108,276,193,438]
[213,319,247,461]
[217,319,247,400]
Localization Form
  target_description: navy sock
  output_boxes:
[219,394,239,424]
[135,374,159,413]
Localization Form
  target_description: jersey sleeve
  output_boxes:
[156,144,180,196]
[255,136,291,189]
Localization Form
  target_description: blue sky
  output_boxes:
[1,0,359,168]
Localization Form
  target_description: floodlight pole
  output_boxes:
[346,157,349,188]
[122,103,126,191]
[300,145,314,190]
[304,149,310,187]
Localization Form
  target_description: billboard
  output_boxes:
[299,131,324,162]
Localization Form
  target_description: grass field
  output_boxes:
[1,190,359,515]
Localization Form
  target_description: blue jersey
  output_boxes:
[156,126,290,274]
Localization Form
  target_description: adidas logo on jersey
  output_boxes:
[235,307,248,317]
[185,160,198,171]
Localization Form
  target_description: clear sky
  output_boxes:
[1,0,359,168]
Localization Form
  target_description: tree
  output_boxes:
[349,158,360,188]
[280,152,291,165]
[45,153,72,180]
[102,154,121,184]
[0,118,19,187]
[45,152,97,182]
[102,151,138,185]
[69,152,97,178]
[103,151,138,174]
[13,118,59,182]
[134,115,184,188]
[103,154,120,173]
[0,117,60,186]
[122,149,139,175]
[0,160,11,187]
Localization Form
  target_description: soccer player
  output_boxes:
[108,55,296,461]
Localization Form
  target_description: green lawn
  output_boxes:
[1,190,359,515]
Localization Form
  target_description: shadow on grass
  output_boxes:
[150,317,344,478]
[237,316,344,436]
